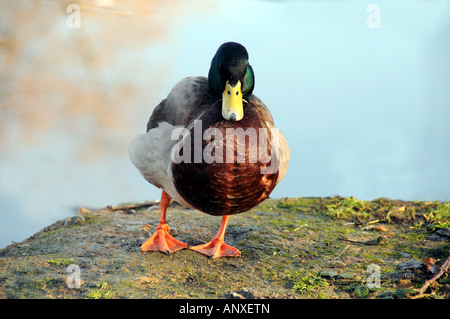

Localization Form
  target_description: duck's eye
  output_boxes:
[218,63,222,70]
[236,91,239,96]
[227,90,231,95]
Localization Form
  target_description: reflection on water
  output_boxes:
[1,0,450,249]
[0,0,211,248]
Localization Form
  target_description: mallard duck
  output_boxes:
[129,42,289,258]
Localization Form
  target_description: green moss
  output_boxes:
[278,197,318,212]
[84,214,109,225]
[361,252,382,262]
[46,257,73,266]
[425,202,450,231]
[2,196,449,299]
[326,197,372,220]
[85,281,114,299]
[42,230,56,237]
[33,277,61,289]
[291,271,328,294]
[117,279,134,288]
[255,199,279,212]
[406,231,426,243]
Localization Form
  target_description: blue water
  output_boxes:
[1,0,449,248]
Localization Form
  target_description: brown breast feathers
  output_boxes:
[171,100,279,216]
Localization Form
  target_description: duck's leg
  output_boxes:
[189,215,241,258]
[141,190,188,254]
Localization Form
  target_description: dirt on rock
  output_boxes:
[0,197,449,299]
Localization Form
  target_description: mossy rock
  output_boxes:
[0,197,448,299]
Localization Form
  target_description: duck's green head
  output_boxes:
[208,42,255,122]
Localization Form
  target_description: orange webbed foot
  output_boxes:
[190,238,241,258]
[141,223,188,254]
[189,215,240,258]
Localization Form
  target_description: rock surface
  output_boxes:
[0,197,448,299]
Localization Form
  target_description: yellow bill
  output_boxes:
[222,80,244,122]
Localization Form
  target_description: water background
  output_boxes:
[1,0,449,248]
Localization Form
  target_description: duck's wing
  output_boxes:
[276,129,290,184]
[147,76,218,131]
[249,94,274,127]
[250,94,290,185]
[129,76,218,207]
